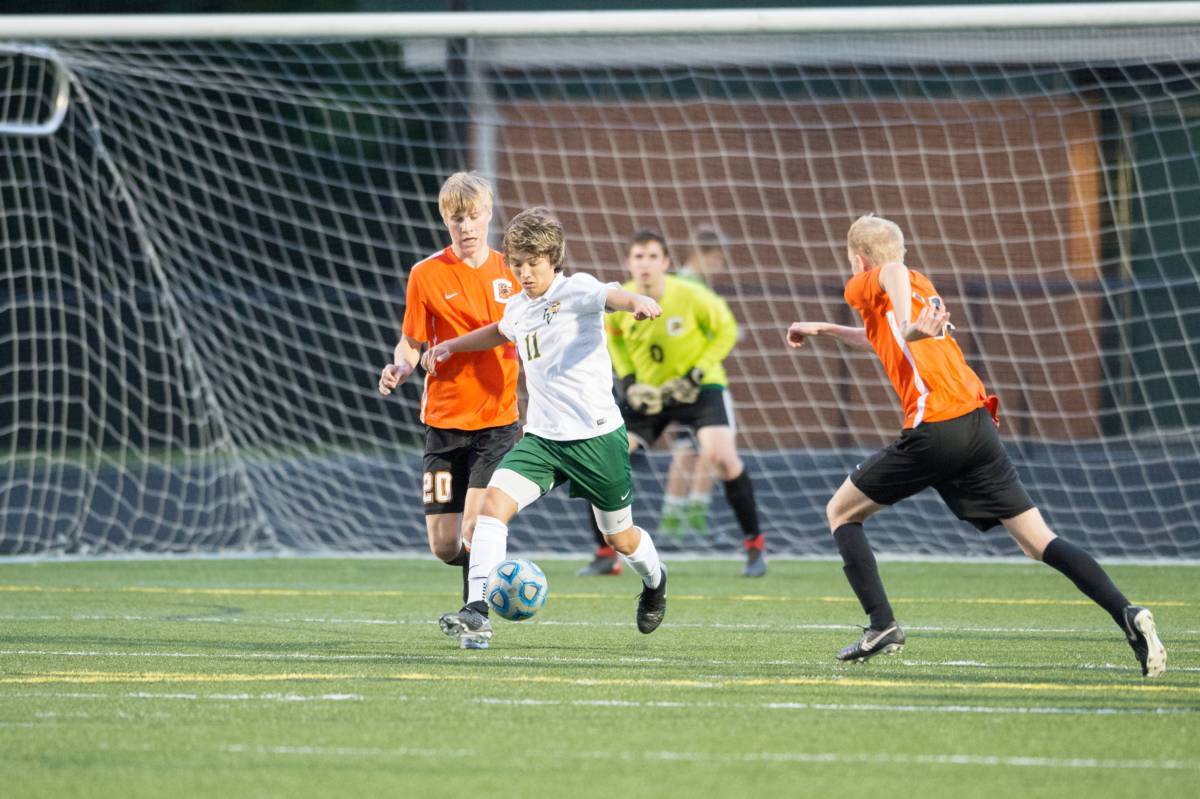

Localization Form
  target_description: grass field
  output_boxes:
[1,556,1197,798]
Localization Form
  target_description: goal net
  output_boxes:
[2,8,1198,558]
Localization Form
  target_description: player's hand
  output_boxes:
[631,295,662,321]
[625,382,664,415]
[378,361,414,395]
[421,344,453,376]
[906,305,951,342]
[786,322,825,349]
[661,368,703,407]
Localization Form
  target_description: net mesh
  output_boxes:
[2,27,1198,558]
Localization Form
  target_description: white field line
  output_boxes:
[7,690,1191,717]
[4,648,1199,674]
[2,584,1195,609]
[3,613,1198,637]
[216,743,1200,771]
[475,697,1197,716]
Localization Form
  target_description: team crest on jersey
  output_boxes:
[543,301,562,325]
[667,316,686,336]
[493,278,514,303]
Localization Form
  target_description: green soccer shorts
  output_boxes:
[496,426,634,512]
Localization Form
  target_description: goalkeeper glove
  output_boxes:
[620,375,664,416]
[661,368,704,407]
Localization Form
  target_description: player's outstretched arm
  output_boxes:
[605,287,662,321]
[422,322,508,376]
[878,262,950,342]
[786,321,873,352]
[378,335,421,395]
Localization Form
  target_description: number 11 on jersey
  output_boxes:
[524,332,542,360]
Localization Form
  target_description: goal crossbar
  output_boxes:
[5,2,1200,40]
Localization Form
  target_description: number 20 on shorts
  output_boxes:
[423,470,453,504]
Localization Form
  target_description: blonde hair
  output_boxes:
[847,214,906,267]
[438,171,493,218]
[503,207,566,272]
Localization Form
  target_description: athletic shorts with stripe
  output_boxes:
[422,422,521,515]
[495,426,634,512]
[850,407,1034,531]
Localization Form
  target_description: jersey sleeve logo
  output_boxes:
[493,278,514,303]
[543,300,562,325]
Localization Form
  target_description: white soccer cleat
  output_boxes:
[1123,606,1166,677]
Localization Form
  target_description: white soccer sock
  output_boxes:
[687,491,712,507]
[467,515,508,605]
[619,527,663,589]
[662,495,687,510]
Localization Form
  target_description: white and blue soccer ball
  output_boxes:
[485,559,548,621]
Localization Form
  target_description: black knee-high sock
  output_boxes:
[1041,538,1129,627]
[722,469,761,539]
[834,523,895,629]
[447,547,469,604]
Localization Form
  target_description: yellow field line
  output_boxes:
[1,670,1196,695]
[731,596,1196,607]
[0,584,1191,608]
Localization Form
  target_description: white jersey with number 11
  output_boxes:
[498,272,624,442]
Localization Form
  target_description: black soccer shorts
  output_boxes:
[421,422,520,515]
[622,387,732,450]
[849,407,1035,531]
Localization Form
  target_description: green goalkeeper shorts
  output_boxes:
[496,426,634,512]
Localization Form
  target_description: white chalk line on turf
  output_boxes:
[6,689,1190,716]
[474,696,1197,716]
[5,648,1199,675]
[214,743,1200,771]
[1,584,1193,608]
[3,613,1198,637]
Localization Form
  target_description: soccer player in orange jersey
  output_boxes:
[785,214,1166,676]
[378,172,519,609]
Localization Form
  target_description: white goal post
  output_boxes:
[3,4,1199,559]
[6,4,1200,38]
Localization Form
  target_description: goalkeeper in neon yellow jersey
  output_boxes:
[607,229,766,577]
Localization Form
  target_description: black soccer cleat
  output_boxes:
[1122,605,1166,677]
[636,565,668,634]
[439,605,492,650]
[837,623,905,662]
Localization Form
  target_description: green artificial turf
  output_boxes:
[1,557,1196,798]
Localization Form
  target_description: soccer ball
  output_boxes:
[485,559,548,621]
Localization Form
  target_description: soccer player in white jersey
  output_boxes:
[422,207,669,649]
